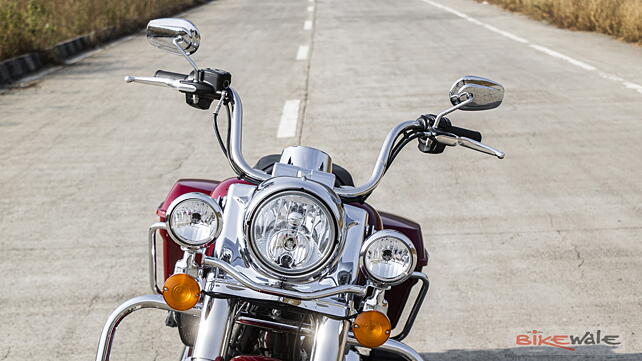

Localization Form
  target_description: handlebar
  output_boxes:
[226,86,426,197]
[447,125,482,142]
[154,70,188,81]
[125,75,504,198]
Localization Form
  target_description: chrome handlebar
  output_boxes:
[335,120,422,198]
[227,86,424,197]
[227,88,273,183]
[125,79,504,197]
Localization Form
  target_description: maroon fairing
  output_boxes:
[351,204,428,329]
[157,179,427,330]
[378,211,428,329]
[157,178,254,279]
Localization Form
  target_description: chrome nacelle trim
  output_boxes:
[210,180,367,312]
[242,176,345,281]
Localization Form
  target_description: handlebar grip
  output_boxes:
[154,70,188,80]
[447,125,482,142]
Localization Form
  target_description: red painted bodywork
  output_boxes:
[157,178,252,279]
[379,211,428,328]
[157,178,427,328]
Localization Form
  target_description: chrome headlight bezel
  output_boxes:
[360,229,417,286]
[166,192,223,249]
[243,177,345,281]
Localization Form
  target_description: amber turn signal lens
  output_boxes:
[352,310,392,348]
[162,273,201,311]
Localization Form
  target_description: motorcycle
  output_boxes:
[96,18,505,361]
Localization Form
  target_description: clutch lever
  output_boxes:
[124,75,196,93]
[427,129,505,159]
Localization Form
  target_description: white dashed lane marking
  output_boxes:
[528,44,596,71]
[277,100,301,138]
[296,45,309,60]
[420,0,642,94]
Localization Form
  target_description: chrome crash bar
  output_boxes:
[226,88,422,198]
[202,257,368,300]
[95,295,201,361]
[148,222,167,294]
[96,295,424,361]
[392,272,430,341]
[348,336,425,361]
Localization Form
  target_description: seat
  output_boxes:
[254,154,355,187]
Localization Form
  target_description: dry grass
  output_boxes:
[478,0,642,44]
[0,0,205,61]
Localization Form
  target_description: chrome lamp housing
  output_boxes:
[360,229,417,286]
[165,192,223,249]
[243,177,345,281]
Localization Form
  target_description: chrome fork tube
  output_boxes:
[191,295,236,361]
[310,318,349,361]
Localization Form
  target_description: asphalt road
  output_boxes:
[1,0,641,360]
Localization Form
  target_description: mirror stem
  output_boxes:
[173,37,199,73]
[433,96,473,129]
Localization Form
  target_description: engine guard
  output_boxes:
[94,295,425,361]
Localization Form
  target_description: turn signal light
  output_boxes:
[162,273,201,311]
[351,310,392,348]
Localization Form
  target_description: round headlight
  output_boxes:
[249,190,336,276]
[361,230,417,286]
[166,193,223,249]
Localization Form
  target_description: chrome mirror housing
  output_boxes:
[449,76,504,111]
[146,18,201,55]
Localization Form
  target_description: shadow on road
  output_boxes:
[420,346,641,361]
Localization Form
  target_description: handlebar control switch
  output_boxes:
[184,68,232,110]
[417,114,447,154]
[199,68,231,93]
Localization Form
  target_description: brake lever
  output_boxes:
[124,76,196,93]
[427,130,505,159]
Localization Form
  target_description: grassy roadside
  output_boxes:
[0,0,207,61]
[477,0,642,44]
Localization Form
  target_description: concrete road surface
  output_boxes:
[1,0,641,360]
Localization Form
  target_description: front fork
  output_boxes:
[190,294,350,361]
[191,295,236,361]
[310,318,350,361]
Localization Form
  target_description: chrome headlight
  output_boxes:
[166,192,223,249]
[248,189,338,277]
[361,230,417,286]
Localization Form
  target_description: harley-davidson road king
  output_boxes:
[95,18,506,361]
